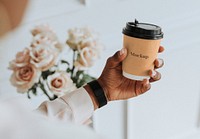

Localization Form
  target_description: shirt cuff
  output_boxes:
[60,87,94,124]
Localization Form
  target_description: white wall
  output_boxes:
[1,0,200,139]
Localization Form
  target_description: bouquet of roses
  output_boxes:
[9,25,102,100]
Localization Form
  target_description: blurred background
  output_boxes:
[0,0,200,139]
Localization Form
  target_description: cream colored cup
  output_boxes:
[122,20,163,80]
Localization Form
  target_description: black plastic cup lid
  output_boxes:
[123,19,164,40]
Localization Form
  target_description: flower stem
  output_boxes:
[40,84,53,100]
[71,50,76,78]
[38,77,57,101]
[27,90,31,99]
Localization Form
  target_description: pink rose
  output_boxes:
[10,64,41,93]
[75,47,99,69]
[47,71,76,97]
[29,42,58,71]
[9,48,31,69]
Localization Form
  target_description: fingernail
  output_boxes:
[120,48,125,55]
[145,84,151,90]
[151,70,157,77]
[157,59,163,67]
[143,79,149,84]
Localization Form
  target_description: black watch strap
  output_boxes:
[87,80,107,108]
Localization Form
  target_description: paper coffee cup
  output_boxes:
[122,19,164,80]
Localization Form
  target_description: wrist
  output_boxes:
[84,80,108,110]
[97,78,110,102]
[84,84,99,110]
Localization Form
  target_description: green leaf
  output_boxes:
[71,76,78,84]
[76,82,84,88]
[61,60,70,65]
[76,73,96,88]
[76,70,84,78]
[27,83,38,99]
[32,87,37,96]
[27,90,31,99]
[42,70,55,80]
[66,68,71,73]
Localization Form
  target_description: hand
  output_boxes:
[98,46,164,101]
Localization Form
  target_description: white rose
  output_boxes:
[66,28,83,50]
[10,64,41,93]
[31,24,57,40]
[31,25,64,51]
[30,42,58,71]
[75,47,99,68]
[31,34,64,52]
[80,38,103,53]
[66,27,98,50]
[47,71,76,97]
[31,34,56,47]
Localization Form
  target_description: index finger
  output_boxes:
[158,46,165,53]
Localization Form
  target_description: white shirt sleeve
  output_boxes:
[35,87,94,124]
[0,97,105,139]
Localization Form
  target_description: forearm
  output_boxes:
[36,87,94,124]
[36,80,108,124]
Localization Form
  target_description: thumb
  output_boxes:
[107,48,127,68]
